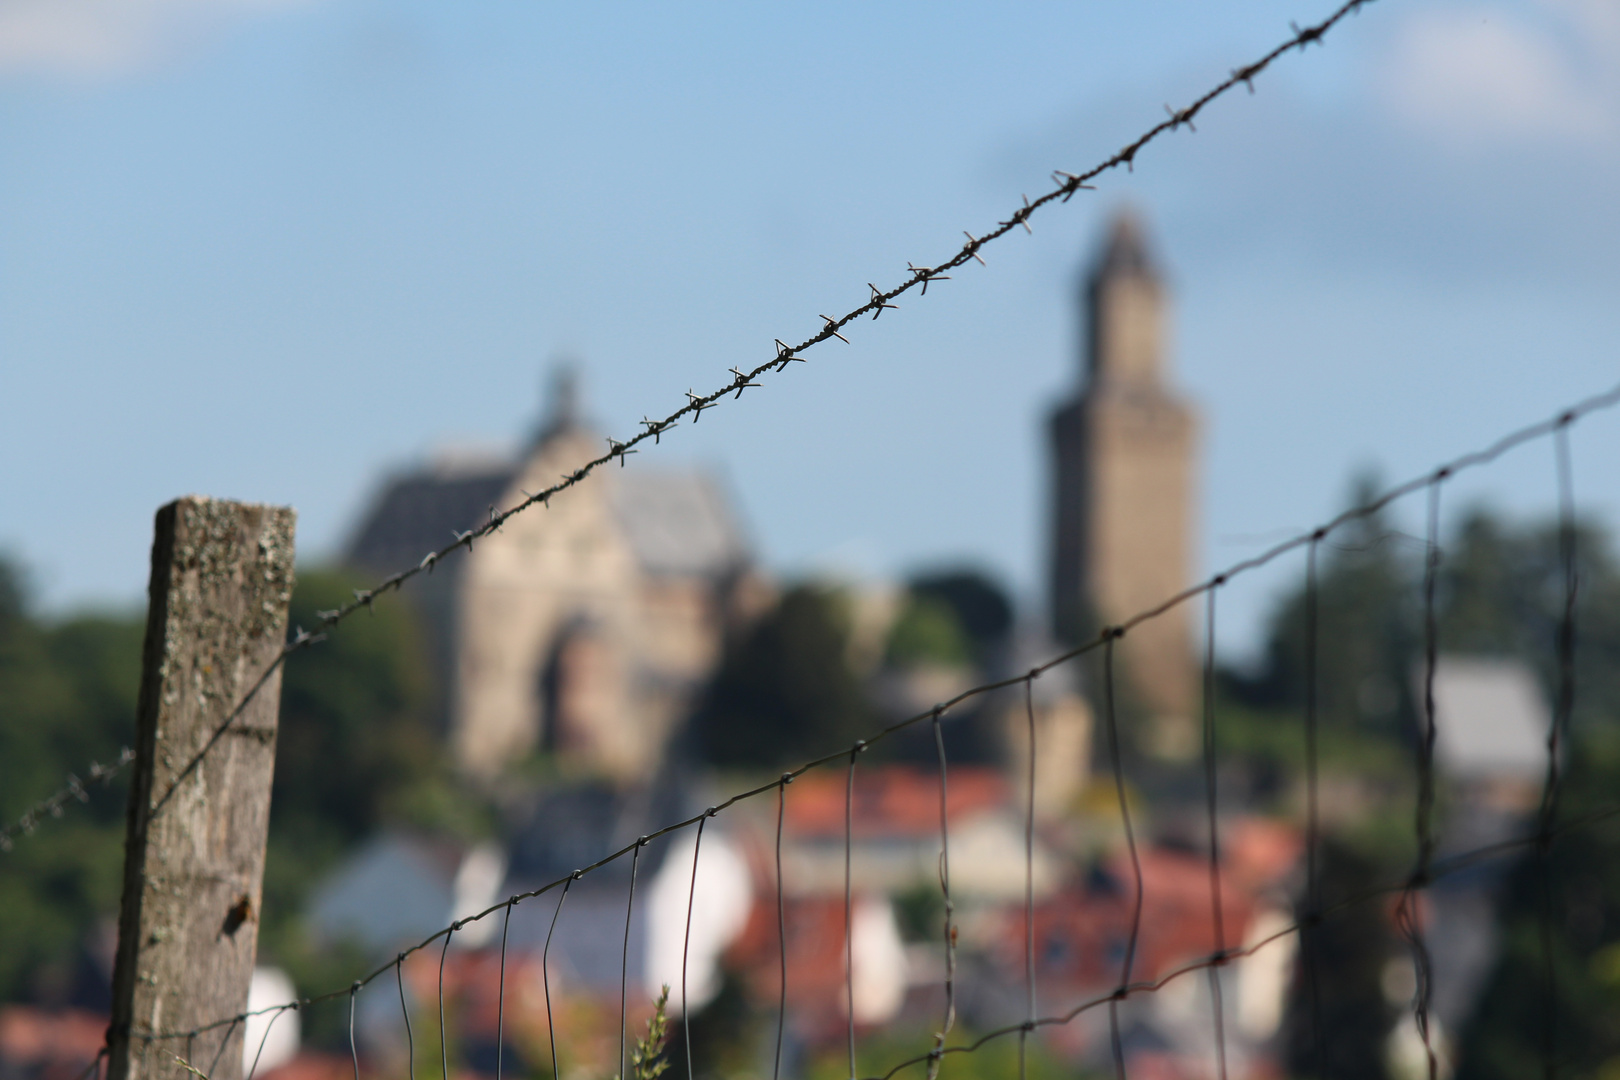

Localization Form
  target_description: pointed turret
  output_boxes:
[1084,209,1167,385]
[534,363,589,447]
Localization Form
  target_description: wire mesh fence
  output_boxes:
[92,378,1620,1080]
[11,2,1620,1079]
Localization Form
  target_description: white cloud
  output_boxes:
[0,0,311,78]
[1381,3,1617,146]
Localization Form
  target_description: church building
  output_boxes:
[345,372,767,781]
[1050,211,1200,737]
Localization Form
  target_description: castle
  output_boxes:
[345,373,768,781]
[345,209,1197,778]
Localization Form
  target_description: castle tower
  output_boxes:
[1050,211,1198,739]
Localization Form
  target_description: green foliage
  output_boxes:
[1232,488,1620,1078]
[691,584,876,768]
[886,595,972,668]
[1236,473,1419,740]
[0,556,479,1012]
[907,570,1014,661]
[261,568,486,989]
[892,882,947,944]
[623,985,672,1080]
[1284,839,1401,1080]
[1455,735,1620,1080]
[0,557,141,1002]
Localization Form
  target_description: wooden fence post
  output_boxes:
[107,497,297,1080]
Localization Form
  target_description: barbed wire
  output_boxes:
[0,748,133,853]
[3,0,1379,859]
[132,377,1620,1049]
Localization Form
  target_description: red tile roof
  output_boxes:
[783,765,1008,839]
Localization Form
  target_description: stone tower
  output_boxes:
[1049,211,1198,736]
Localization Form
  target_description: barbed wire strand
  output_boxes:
[133,379,1620,1045]
[0,748,133,852]
[11,0,1381,858]
[1539,420,1579,1080]
[1202,585,1230,1080]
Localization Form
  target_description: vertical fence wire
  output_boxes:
[1021,679,1038,1080]
[1302,535,1325,1073]
[496,899,514,1080]
[545,875,577,1080]
[683,813,710,1080]
[1202,583,1229,1080]
[438,925,455,1080]
[209,1018,240,1080]
[621,839,647,1080]
[928,710,957,1080]
[245,1011,277,1080]
[774,775,791,1080]
[398,955,417,1080]
[1102,632,1145,1080]
[1538,420,1579,1080]
[845,743,865,1080]
[348,982,361,1080]
[1399,476,1447,1080]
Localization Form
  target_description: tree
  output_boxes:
[689,584,875,769]
[0,558,141,1004]
[907,569,1014,663]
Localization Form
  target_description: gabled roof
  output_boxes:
[345,461,513,577]
[344,459,749,582]
[608,470,749,579]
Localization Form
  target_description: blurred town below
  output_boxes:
[5,217,1620,1080]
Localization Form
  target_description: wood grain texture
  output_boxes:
[107,497,296,1080]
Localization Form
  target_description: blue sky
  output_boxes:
[3,0,1617,660]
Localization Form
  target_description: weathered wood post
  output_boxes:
[107,497,297,1080]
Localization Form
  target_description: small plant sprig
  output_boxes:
[622,985,672,1080]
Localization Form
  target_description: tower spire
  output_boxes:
[1084,208,1166,385]
[536,362,585,445]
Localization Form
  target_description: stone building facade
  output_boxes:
[346,373,766,781]
[1050,212,1199,734]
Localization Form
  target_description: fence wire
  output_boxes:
[0,748,132,852]
[128,378,1620,1080]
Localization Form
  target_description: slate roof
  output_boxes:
[607,471,748,578]
[346,464,513,577]
[344,454,748,581]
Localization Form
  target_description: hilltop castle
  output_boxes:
[343,210,1198,780]
[1050,211,1199,736]
[346,373,767,781]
